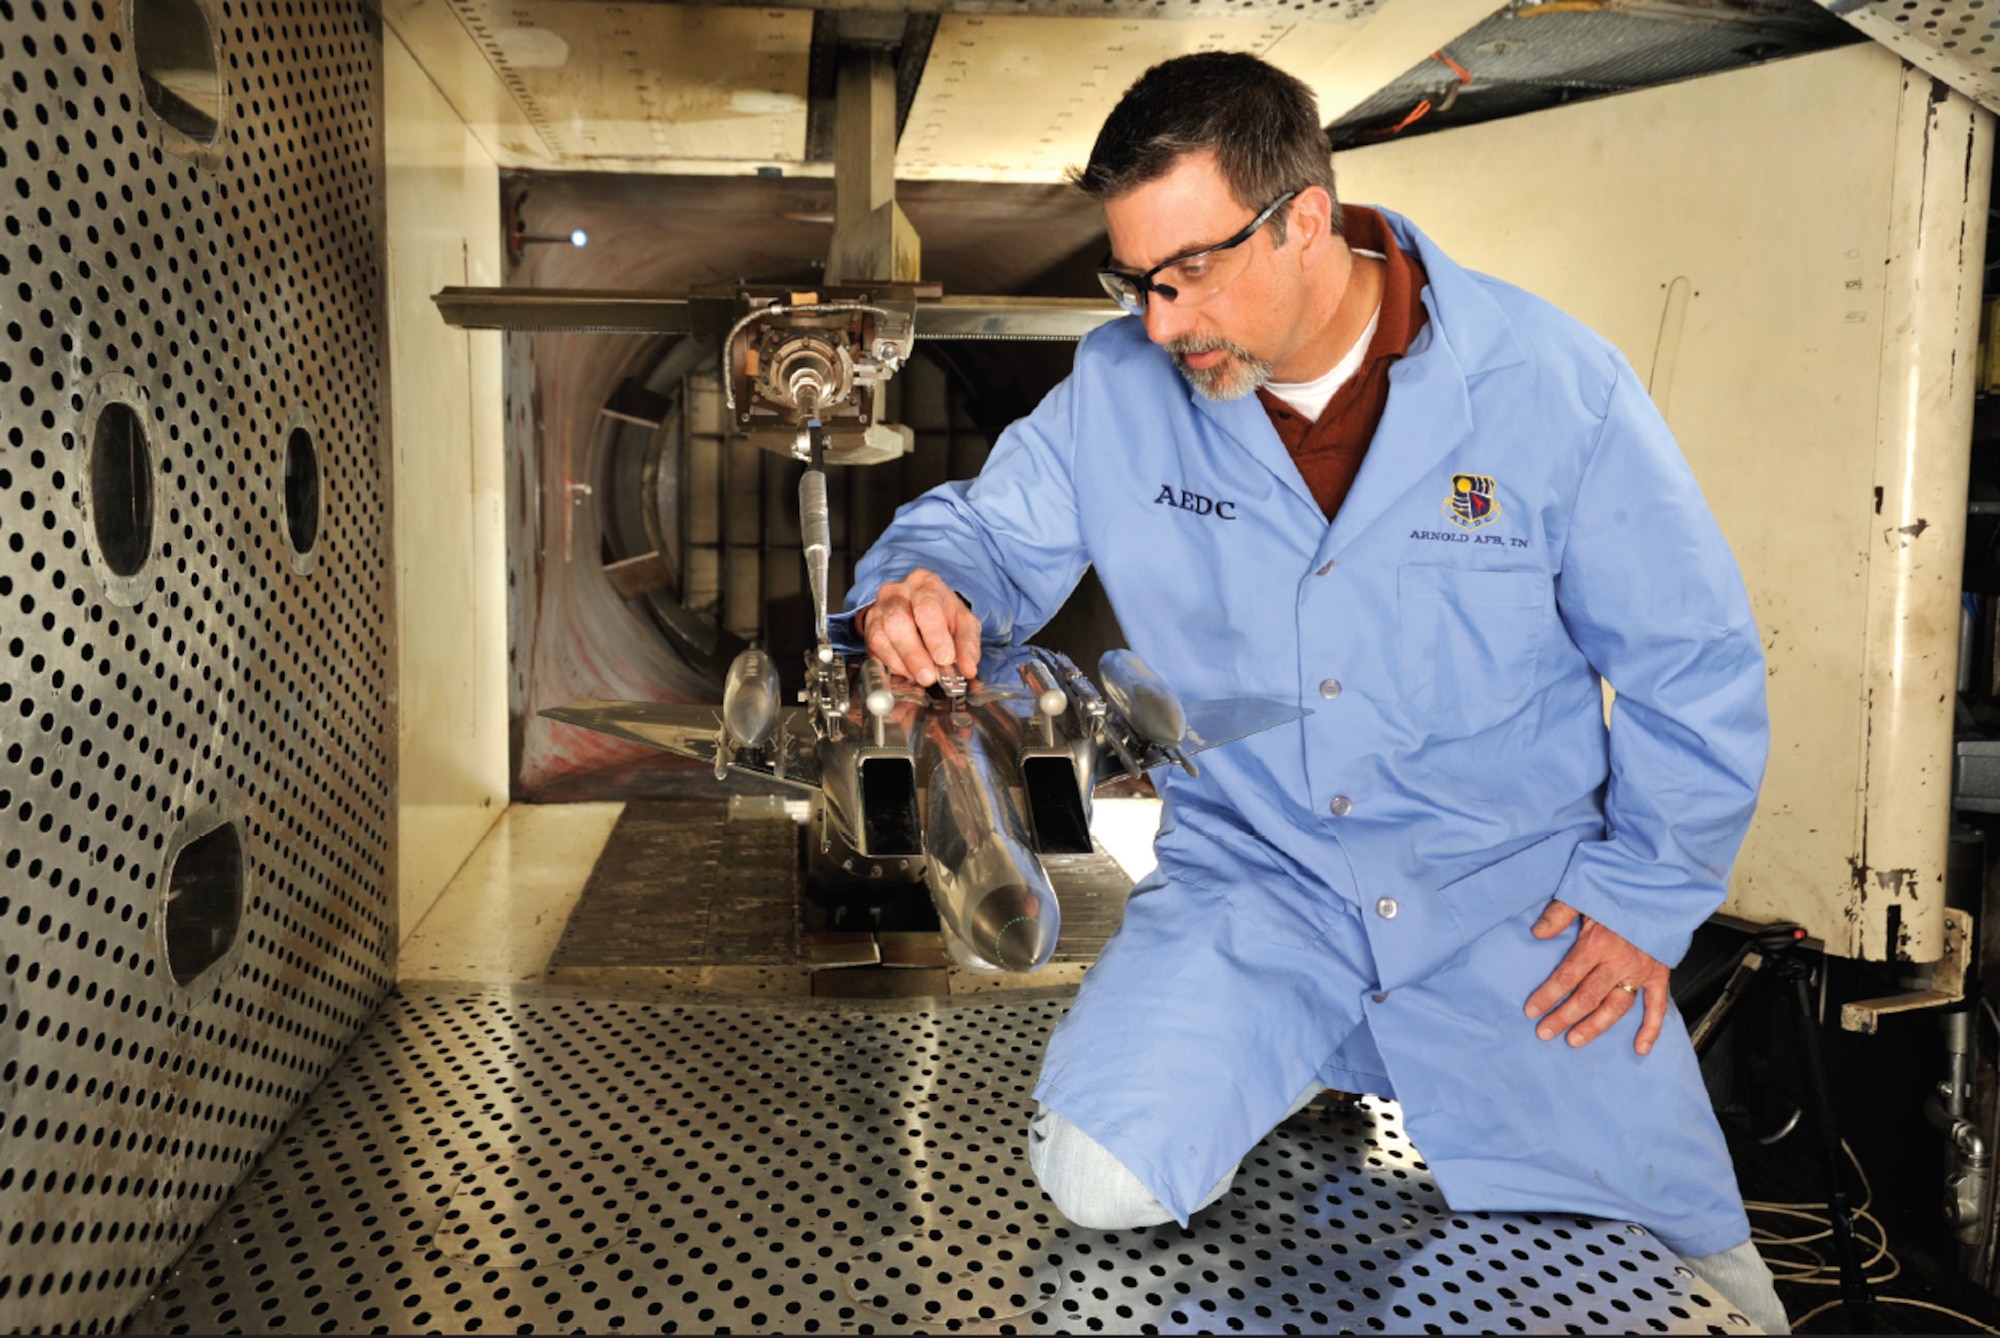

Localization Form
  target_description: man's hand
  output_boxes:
[1523,899,1669,1055]
[858,569,982,686]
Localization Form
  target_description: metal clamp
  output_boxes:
[721,301,895,420]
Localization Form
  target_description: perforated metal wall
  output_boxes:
[0,0,395,1329]
[1822,0,2000,112]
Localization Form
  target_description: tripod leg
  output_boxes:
[1786,966,1876,1325]
[1690,948,1763,1057]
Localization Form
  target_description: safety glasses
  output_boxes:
[1096,190,1299,316]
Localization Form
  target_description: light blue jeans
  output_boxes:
[1027,1100,1790,1334]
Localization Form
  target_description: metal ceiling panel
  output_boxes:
[1820,0,2000,113]
[896,2,1513,181]
[378,0,1901,180]
[1264,0,1507,120]
[381,0,1503,179]
[900,0,1504,180]
[380,0,821,172]
[440,0,812,164]
[896,15,1300,181]
[1332,0,1859,141]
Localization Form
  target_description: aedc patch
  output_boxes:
[1444,474,1500,531]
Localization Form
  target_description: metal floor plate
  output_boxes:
[546,800,802,972]
[128,986,1752,1335]
[538,798,1135,994]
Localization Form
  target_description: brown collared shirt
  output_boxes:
[1257,206,1430,520]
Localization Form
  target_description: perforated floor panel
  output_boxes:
[128,986,1753,1335]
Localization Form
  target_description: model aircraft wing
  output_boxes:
[1180,697,1311,754]
[1088,694,1311,789]
[540,700,822,790]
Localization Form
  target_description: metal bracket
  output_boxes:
[1840,906,1972,1034]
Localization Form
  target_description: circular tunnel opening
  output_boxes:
[133,0,222,146]
[589,339,1112,687]
[89,400,154,580]
[284,424,321,562]
[164,819,244,986]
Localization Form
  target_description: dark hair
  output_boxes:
[1070,52,1341,241]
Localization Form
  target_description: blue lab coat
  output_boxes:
[840,209,1768,1258]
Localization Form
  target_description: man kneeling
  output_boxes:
[842,51,1788,1336]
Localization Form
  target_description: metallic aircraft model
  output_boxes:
[544,639,1308,976]
[537,314,1305,974]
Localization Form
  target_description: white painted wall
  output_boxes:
[400,804,625,983]
[384,30,510,944]
[1334,44,1991,960]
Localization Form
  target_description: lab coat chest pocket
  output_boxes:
[1396,565,1550,733]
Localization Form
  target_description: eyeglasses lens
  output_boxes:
[1158,247,1249,305]
[1098,271,1145,314]
[1099,245,1253,315]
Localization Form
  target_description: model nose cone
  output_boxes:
[996,916,1058,973]
[968,886,1060,974]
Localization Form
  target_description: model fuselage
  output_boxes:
[540,645,1303,975]
[815,649,1102,973]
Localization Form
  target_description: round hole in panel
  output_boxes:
[0,0,396,1323]
[283,420,322,572]
[82,385,159,605]
[845,1228,1067,1322]
[163,818,244,987]
[131,0,222,146]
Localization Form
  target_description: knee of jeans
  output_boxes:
[1027,1111,1171,1231]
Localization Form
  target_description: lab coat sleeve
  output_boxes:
[844,364,1090,645]
[1548,357,1769,968]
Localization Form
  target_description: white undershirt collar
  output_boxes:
[1263,249,1386,424]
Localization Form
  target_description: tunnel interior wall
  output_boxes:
[499,172,1125,799]
[0,0,397,1328]
[381,26,506,943]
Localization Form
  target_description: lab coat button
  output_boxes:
[1375,897,1398,920]
[1318,678,1342,699]
[1371,992,1390,1004]
[1328,795,1353,817]
[1316,559,1336,576]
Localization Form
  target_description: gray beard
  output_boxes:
[1166,335,1276,402]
